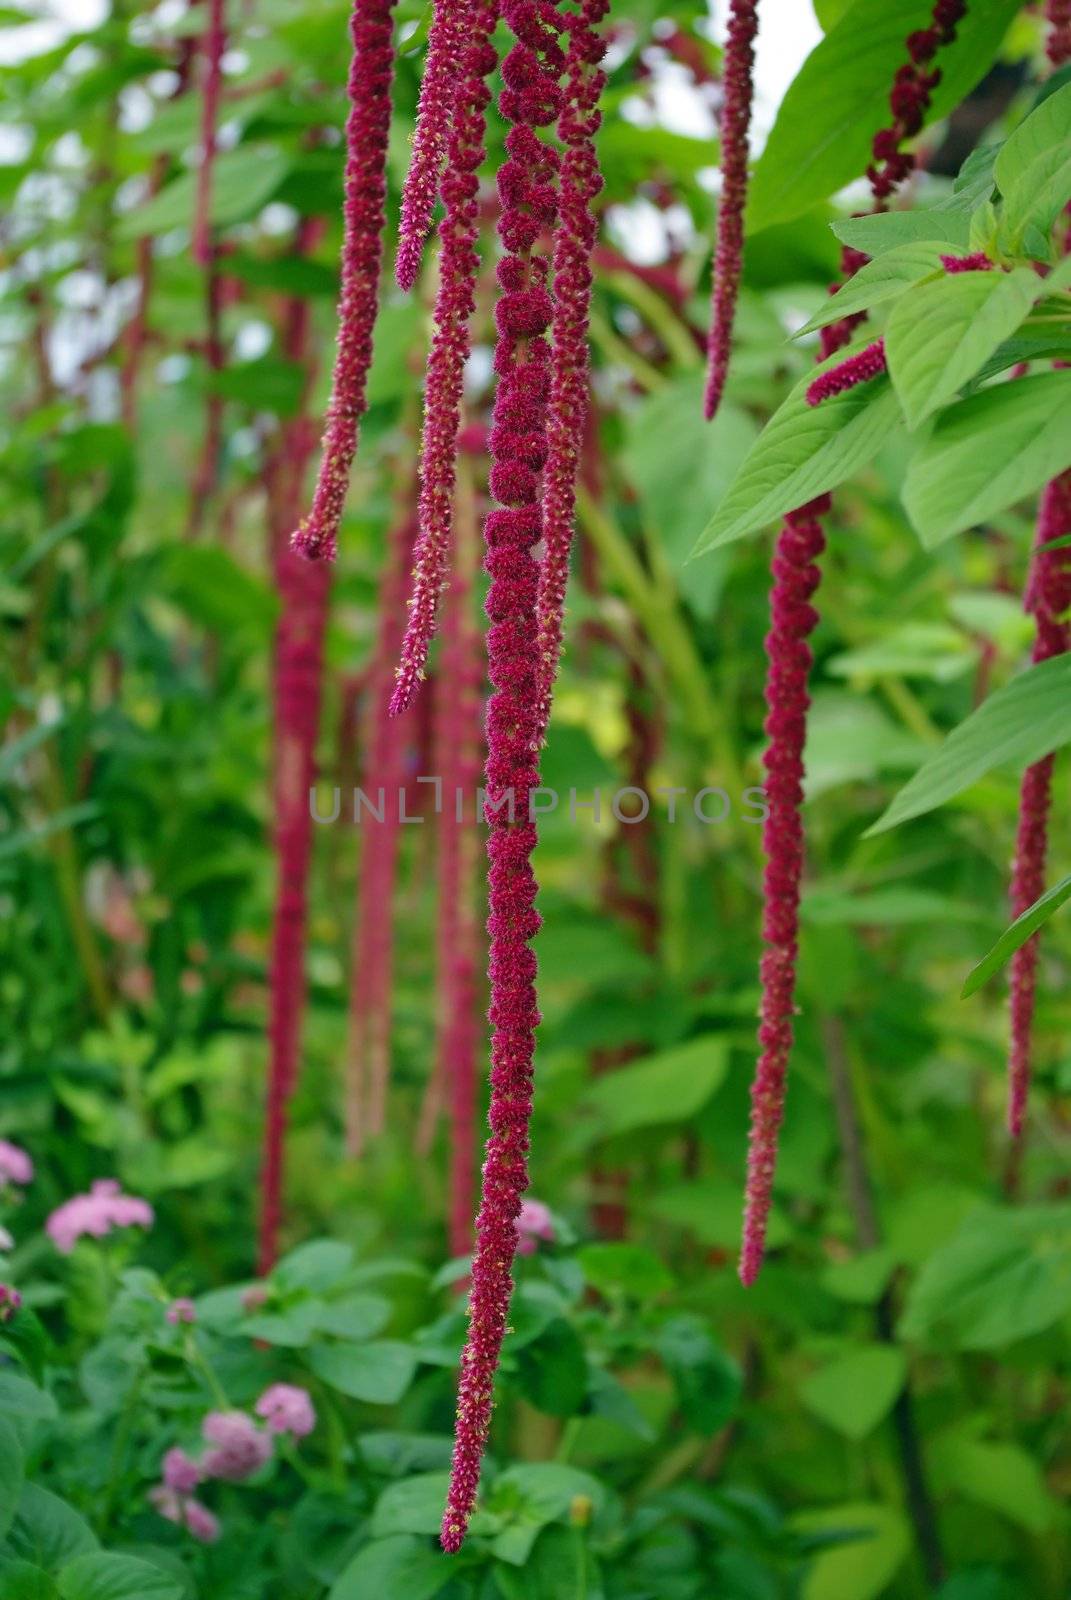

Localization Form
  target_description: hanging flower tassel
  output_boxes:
[293,0,397,561]
[390,0,501,716]
[805,339,886,405]
[702,0,759,421]
[740,497,829,1286]
[1007,471,1071,1136]
[1048,0,1071,66]
[396,0,474,290]
[534,0,608,741]
[441,0,564,1553]
[192,0,225,267]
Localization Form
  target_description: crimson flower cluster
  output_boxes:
[867,1,966,199]
[806,338,887,406]
[395,0,471,291]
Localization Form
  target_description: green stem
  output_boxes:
[587,309,666,392]
[602,269,701,370]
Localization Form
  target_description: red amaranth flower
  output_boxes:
[1046,0,1071,66]
[1008,471,1071,1136]
[390,0,501,716]
[192,0,225,267]
[740,496,829,1287]
[940,252,993,273]
[805,338,886,406]
[396,0,473,290]
[292,0,397,561]
[867,0,966,199]
[702,0,759,421]
[345,505,419,1153]
[535,0,607,739]
[441,0,564,1554]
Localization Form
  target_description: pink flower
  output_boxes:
[515,1198,555,1255]
[162,1447,202,1495]
[166,1298,197,1326]
[240,1284,268,1313]
[150,1487,221,1544]
[0,1283,21,1322]
[201,1411,273,1481]
[0,1139,33,1186]
[46,1179,154,1254]
[940,252,992,273]
[805,339,887,406]
[395,0,471,290]
[254,1383,317,1438]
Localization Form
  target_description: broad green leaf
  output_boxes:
[307,1339,418,1404]
[868,654,1071,833]
[237,1299,322,1347]
[56,1553,183,1600]
[802,886,988,928]
[577,1243,674,1300]
[515,1319,588,1419]
[656,1315,741,1436]
[902,371,1071,547]
[885,267,1039,428]
[371,1474,451,1539]
[0,1563,59,1600]
[6,1487,98,1573]
[581,1035,728,1138]
[312,1292,391,1340]
[795,1503,910,1600]
[691,363,900,554]
[962,873,1071,997]
[935,1437,1056,1535]
[0,1372,58,1421]
[794,243,946,336]
[900,1205,1071,1348]
[749,0,1020,232]
[0,1417,24,1542]
[487,1463,604,1563]
[800,1345,906,1440]
[812,0,854,29]
[328,1536,454,1600]
[827,622,974,683]
[115,147,290,240]
[832,205,972,259]
[821,1249,896,1305]
[646,1180,793,1251]
[996,81,1071,245]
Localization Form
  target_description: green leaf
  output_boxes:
[748,0,1020,232]
[935,1437,1056,1535]
[489,1464,604,1565]
[307,1340,418,1404]
[691,362,900,554]
[162,545,278,637]
[821,1249,896,1305]
[577,1243,674,1301]
[312,1292,391,1340]
[0,1417,25,1543]
[868,655,1071,834]
[656,1315,741,1435]
[827,622,974,683]
[274,1239,355,1291]
[514,1319,588,1418]
[885,267,1039,428]
[996,81,1071,245]
[962,873,1071,997]
[800,1345,906,1440]
[795,1504,910,1600]
[327,1537,454,1600]
[899,1205,1071,1349]
[371,1474,451,1539]
[793,243,946,336]
[581,1035,728,1137]
[832,205,972,259]
[115,147,290,240]
[0,1372,58,1422]
[902,371,1071,547]
[6,1487,98,1573]
[0,1563,60,1600]
[56,1553,183,1600]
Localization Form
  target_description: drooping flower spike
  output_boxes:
[390,0,501,717]
[292,0,397,561]
[1048,0,1071,66]
[740,0,968,1286]
[1007,471,1071,1136]
[192,0,225,267]
[534,0,608,740]
[805,338,886,406]
[702,0,759,422]
[441,0,565,1554]
[396,0,473,290]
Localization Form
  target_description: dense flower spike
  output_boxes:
[806,339,887,406]
[940,252,992,273]
[192,0,225,267]
[535,0,608,741]
[395,0,472,290]
[1045,0,1071,66]
[441,0,564,1553]
[390,0,501,716]
[702,0,759,421]
[1007,472,1071,1136]
[740,1,968,1285]
[292,0,397,561]
[258,219,331,1276]
[435,463,486,1258]
[740,497,829,1286]
[345,507,419,1153]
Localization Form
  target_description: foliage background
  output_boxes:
[0,0,1069,1596]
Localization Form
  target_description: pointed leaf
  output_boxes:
[794,243,946,336]
[962,873,1071,997]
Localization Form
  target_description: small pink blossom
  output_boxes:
[240,1284,268,1313]
[162,1447,202,1495]
[515,1198,555,1255]
[0,1139,33,1187]
[201,1411,273,1481]
[167,1297,197,1326]
[46,1179,154,1254]
[254,1383,317,1438]
[150,1486,221,1544]
[0,1284,21,1321]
